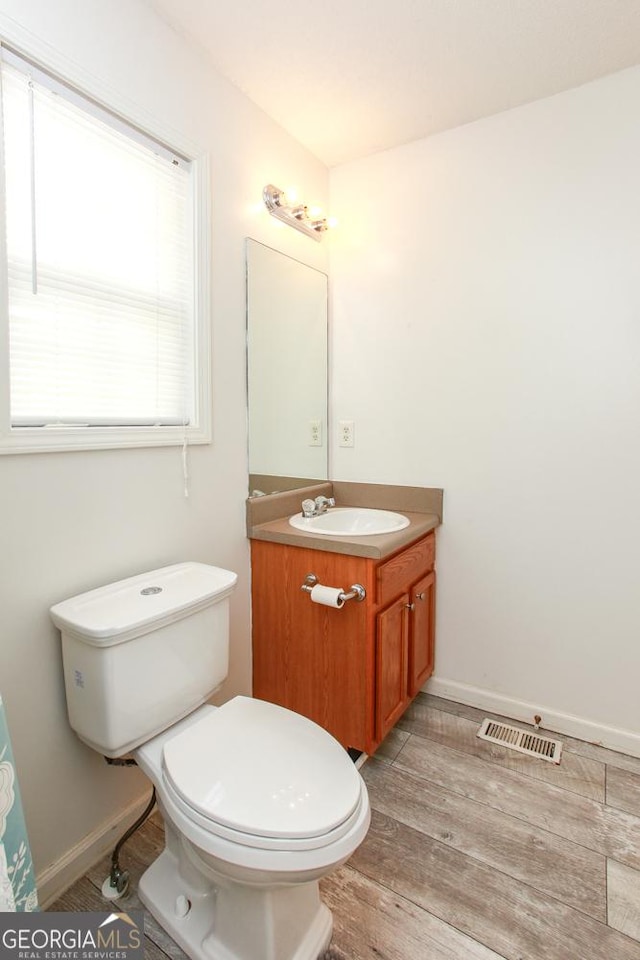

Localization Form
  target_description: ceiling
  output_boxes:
[146,0,640,167]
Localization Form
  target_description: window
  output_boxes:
[0,46,210,453]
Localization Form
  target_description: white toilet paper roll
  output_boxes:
[310,584,345,608]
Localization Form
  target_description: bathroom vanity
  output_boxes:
[248,482,442,755]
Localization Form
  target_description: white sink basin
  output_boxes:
[289,507,410,537]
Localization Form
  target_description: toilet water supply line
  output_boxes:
[102,758,157,899]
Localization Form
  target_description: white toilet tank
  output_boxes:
[50,562,238,757]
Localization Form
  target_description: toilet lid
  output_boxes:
[162,697,362,840]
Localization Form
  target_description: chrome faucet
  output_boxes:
[301,495,336,518]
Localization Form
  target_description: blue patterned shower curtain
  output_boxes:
[0,695,38,911]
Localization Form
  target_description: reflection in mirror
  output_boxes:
[246,239,328,495]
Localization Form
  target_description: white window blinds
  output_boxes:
[1,48,195,428]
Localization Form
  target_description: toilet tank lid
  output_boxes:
[50,562,237,644]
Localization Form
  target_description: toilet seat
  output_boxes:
[136,702,371,876]
[162,696,363,850]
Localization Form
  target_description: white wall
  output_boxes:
[0,0,328,891]
[330,66,640,751]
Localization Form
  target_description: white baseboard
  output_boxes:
[424,676,640,760]
[37,793,151,910]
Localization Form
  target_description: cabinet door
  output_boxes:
[375,594,410,742]
[251,539,375,753]
[408,571,435,697]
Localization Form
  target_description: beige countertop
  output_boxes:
[246,481,443,560]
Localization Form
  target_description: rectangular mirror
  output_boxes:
[246,239,328,495]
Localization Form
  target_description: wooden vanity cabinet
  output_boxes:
[374,534,436,742]
[251,531,435,755]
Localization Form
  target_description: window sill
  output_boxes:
[0,424,211,455]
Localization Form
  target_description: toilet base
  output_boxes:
[138,845,333,960]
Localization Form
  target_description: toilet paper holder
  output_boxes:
[301,574,366,603]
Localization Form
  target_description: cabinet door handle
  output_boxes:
[405,602,415,611]
[414,591,426,601]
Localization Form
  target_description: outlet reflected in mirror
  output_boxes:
[246,239,328,495]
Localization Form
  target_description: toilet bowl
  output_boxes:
[134,699,370,960]
[50,562,371,960]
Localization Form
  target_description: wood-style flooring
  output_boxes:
[51,693,640,959]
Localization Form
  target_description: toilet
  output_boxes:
[50,562,370,960]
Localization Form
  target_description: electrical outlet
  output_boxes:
[309,419,322,446]
[338,420,354,447]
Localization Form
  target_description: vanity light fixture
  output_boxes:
[263,184,333,241]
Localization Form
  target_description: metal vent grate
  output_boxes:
[477,718,563,764]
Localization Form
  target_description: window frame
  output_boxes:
[0,37,211,455]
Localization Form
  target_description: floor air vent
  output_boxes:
[477,718,563,764]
